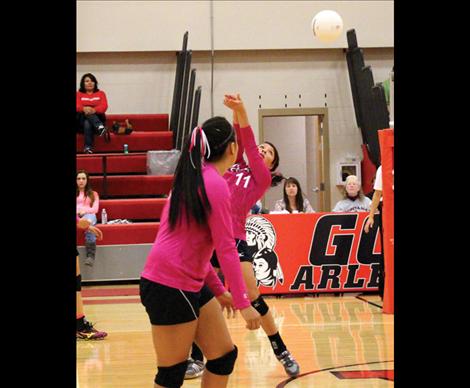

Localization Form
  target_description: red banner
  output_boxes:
[246,212,382,294]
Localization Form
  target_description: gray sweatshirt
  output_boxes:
[332,196,372,212]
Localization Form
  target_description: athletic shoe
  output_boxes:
[77,320,107,340]
[98,125,107,137]
[276,350,300,377]
[84,256,95,267]
[84,147,93,154]
[184,358,205,379]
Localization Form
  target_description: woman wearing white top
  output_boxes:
[273,177,315,213]
[332,175,372,213]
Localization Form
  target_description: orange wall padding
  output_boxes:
[378,129,394,314]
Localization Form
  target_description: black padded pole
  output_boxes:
[182,30,188,52]
[191,86,202,131]
[176,50,192,150]
[170,32,189,145]
[183,69,196,146]
[170,51,184,136]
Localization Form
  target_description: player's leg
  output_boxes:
[194,290,238,388]
[76,255,107,340]
[141,278,200,388]
[240,248,299,377]
[151,322,197,388]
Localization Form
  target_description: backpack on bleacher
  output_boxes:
[112,119,133,135]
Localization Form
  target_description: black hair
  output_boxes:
[169,116,236,229]
[79,73,99,93]
[283,177,305,213]
[264,141,280,171]
[270,171,285,188]
[76,169,95,207]
[262,141,281,186]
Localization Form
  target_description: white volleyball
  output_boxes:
[311,10,343,43]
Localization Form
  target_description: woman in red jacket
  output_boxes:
[76,73,108,154]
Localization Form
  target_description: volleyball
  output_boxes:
[311,10,343,42]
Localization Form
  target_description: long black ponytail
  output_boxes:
[169,116,236,229]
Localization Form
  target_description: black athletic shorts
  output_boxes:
[140,277,214,325]
[210,239,252,268]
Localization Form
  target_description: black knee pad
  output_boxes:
[206,345,238,376]
[154,360,188,388]
[76,275,81,292]
[251,295,269,316]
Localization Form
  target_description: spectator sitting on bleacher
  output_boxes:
[332,174,372,213]
[273,177,315,213]
[76,73,108,154]
[76,170,100,267]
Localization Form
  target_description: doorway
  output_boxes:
[258,108,330,212]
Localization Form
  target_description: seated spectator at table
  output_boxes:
[273,177,314,213]
[332,174,371,212]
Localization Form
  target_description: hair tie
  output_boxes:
[189,126,211,169]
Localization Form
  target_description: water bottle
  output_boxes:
[123,144,129,154]
[101,208,108,224]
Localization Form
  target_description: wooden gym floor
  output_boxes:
[77,285,393,387]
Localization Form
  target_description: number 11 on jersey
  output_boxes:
[235,173,251,188]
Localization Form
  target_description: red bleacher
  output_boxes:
[77,114,172,246]
[77,222,160,245]
[96,198,166,222]
[77,153,148,174]
[106,114,169,132]
[76,131,173,153]
[89,175,173,197]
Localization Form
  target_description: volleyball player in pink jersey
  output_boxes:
[220,94,300,377]
[140,116,261,388]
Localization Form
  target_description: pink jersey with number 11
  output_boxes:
[224,124,271,241]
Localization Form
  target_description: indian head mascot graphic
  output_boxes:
[245,216,284,288]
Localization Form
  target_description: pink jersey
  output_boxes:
[224,124,271,240]
[141,163,250,310]
[76,191,99,215]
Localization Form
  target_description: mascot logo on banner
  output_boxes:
[245,216,284,288]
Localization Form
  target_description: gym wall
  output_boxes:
[77,1,394,207]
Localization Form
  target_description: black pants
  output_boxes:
[76,112,106,149]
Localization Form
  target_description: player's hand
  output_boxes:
[223,94,245,112]
[364,215,374,233]
[216,292,236,319]
[240,306,261,330]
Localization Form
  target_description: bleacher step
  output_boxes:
[106,114,169,132]
[89,175,173,197]
[97,198,167,221]
[77,222,160,245]
[77,131,173,153]
[77,153,148,174]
